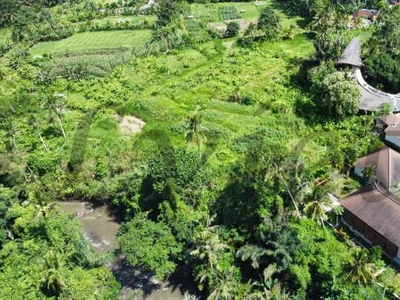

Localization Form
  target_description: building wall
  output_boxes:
[343,209,398,258]
[385,134,400,148]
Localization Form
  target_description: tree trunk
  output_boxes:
[12,136,17,151]
[277,168,301,217]
[56,114,66,138]
[39,133,50,152]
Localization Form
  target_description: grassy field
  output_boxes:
[190,2,269,21]
[0,28,11,43]
[110,36,317,165]
[91,15,156,25]
[199,1,305,35]
[30,30,151,56]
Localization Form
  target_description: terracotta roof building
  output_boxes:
[341,184,400,258]
[354,147,400,188]
[377,114,400,149]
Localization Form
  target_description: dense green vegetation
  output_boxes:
[1,0,400,299]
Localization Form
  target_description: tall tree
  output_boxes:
[28,115,50,152]
[42,93,67,138]
[311,3,347,61]
[184,108,207,160]
[346,251,376,285]
[40,249,66,297]
[303,187,329,227]
[190,224,228,290]
[316,71,360,120]
[3,117,18,152]
[257,7,282,40]
[152,0,187,51]
[118,213,181,279]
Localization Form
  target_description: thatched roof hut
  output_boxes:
[337,38,363,67]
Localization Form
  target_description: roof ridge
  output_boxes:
[374,182,400,206]
[388,147,391,186]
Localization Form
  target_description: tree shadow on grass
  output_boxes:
[110,256,204,300]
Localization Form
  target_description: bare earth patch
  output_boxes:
[116,115,146,137]
[209,18,256,34]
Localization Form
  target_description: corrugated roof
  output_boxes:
[337,38,363,67]
[355,147,400,188]
[341,184,400,246]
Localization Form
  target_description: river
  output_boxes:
[58,201,202,300]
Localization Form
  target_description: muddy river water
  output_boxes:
[58,201,201,300]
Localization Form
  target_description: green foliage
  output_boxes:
[118,212,182,279]
[0,203,119,299]
[257,7,282,40]
[239,7,281,45]
[225,21,240,38]
[364,52,400,93]
[311,5,347,61]
[39,47,132,81]
[1,1,399,298]
[310,65,360,120]
[219,6,239,21]
[369,6,400,57]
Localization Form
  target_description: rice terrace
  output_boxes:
[2,0,400,299]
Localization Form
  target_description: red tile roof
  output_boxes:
[355,147,400,188]
[341,184,400,246]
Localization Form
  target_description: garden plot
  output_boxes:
[30,30,151,56]
[209,18,256,33]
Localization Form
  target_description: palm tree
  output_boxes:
[42,94,67,138]
[35,201,57,222]
[4,118,18,152]
[40,249,66,297]
[28,115,50,152]
[332,205,344,227]
[190,224,228,287]
[237,244,268,269]
[208,266,238,300]
[184,108,207,160]
[304,185,329,227]
[346,251,376,285]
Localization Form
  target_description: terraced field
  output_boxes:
[112,36,317,166]
[30,30,151,56]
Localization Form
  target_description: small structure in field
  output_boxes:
[341,183,400,259]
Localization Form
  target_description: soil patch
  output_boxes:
[116,115,146,137]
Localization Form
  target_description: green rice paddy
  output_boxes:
[30,30,151,56]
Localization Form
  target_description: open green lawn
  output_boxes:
[30,30,151,56]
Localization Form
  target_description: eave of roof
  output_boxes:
[341,184,400,246]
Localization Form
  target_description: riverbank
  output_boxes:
[58,201,203,300]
